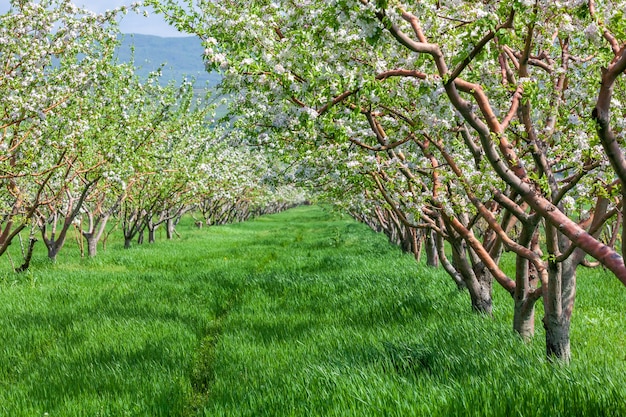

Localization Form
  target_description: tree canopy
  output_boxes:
[146,0,626,362]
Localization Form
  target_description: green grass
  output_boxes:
[0,205,625,416]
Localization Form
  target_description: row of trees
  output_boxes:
[0,1,304,269]
[148,0,626,362]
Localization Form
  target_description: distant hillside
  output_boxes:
[116,33,220,87]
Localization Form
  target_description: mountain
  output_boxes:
[116,33,220,87]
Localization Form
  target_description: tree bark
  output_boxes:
[436,232,465,290]
[166,218,175,239]
[81,213,111,257]
[470,268,493,315]
[40,214,71,262]
[85,234,99,257]
[47,244,61,261]
[512,224,542,340]
[148,224,156,243]
[15,236,37,273]
[514,298,536,341]
[543,257,576,363]
[381,15,626,284]
[425,229,439,267]
[451,239,493,314]
[544,313,571,363]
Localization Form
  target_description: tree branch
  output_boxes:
[447,9,515,84]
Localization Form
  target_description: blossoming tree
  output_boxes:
[1,0,298,267]
[0,0,124,262]
[147,0,626,362]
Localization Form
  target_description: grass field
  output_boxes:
[0,205,625,416]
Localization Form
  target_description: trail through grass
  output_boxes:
[0,205,625,416]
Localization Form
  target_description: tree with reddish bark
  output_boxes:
[147,0,626,362]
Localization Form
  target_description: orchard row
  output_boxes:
[0,1,304,269]
[146,0,626,363]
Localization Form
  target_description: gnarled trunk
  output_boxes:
[469,269,493,315]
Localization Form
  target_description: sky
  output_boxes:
[0,0,188,37]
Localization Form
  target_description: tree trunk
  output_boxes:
[425,229,439,267]
[543,258,576,363]
[15,236,37,273]
[513,224,542,340]
[166,218,175,239]
[437,233,465,290]
[513,299,535,341]
[85,234,99,257]
[452,239,493,314]
[81,213,111,258]
[47,245,61,262]
[412,229,424,263]
[400,226,411,253]
[41,214,77,261]
[124,237,132,249]
[544,313,571,363]
[469,270,493,314]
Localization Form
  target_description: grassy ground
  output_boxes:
[0,205,625,416]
